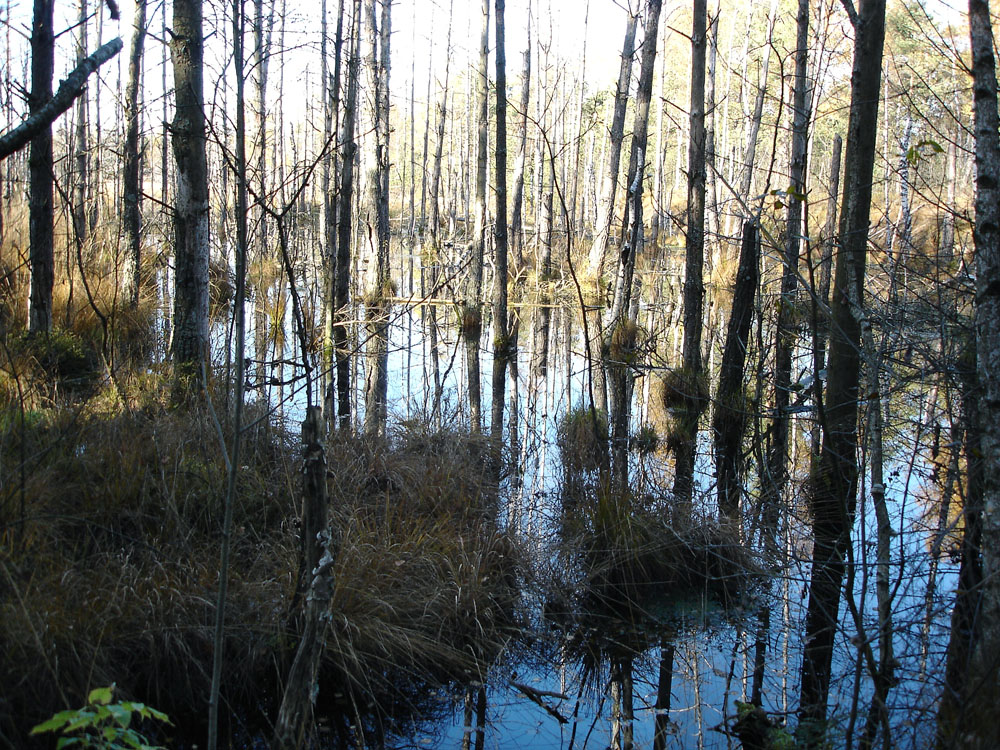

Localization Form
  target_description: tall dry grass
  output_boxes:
[0,367,525,743]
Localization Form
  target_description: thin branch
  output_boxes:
[840,0,859,28]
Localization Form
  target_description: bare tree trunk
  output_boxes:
[704,3,719,257]
[461,0,490,434]
[491,0,511,447]
[609,0,660,323]
[509,7,530,274]
[170,0,211,389]
[939,1,1000,745]
[763,0,810,560]
[810,133,841,460]
[426,0,454,421]
[73,0,89,249]
[587,10,638,278]
[737,0,778,213]
[713,221,759,520]
[28,0,55,335]
[122,0,147,310]
[672,0,708,513]
[798,0,885,735]
[362,0,391,436]
[335,0,361,431]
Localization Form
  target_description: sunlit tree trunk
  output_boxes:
[509,8,530,274]
[587,10,637,279]
[799,0,885,734]
[426,0,454,421]
[737,0,778,214]
[73,0,89,249]
[170,0,211,389]
[610,0,660,323]
[122,0,147,310]
[810,133,841,460]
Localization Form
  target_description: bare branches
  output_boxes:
[0,37,122,161]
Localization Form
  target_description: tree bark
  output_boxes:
[463,0,490,434]
[763,0,810,560]
[798,0,885,735]
[940,0,1000,745]
[587,10,638,278]
[490,0,511,447]
[335,0,361,431]
[123,1,147,309]
[509,7,530,275]
[361,0,391,436]
[171,0,211,389]
[672,0,708,513]
[27,0,55,335]
[713,221,759,520]
[609,0,661,323]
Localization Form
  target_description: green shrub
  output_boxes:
[30,685,171,749]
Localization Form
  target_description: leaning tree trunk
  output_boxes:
[28,0,55,335]
[798,0,885,736]
[122,0,147,310]
[609,0,661,324]
[713,221,759,521]
[607,0,661,495]
[584,10,637,420]
[587,10,638,279]
[170,0,211,391]
[671,0,708,514]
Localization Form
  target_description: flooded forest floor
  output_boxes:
[0,230,960,750]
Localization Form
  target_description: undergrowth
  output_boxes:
[0,368,524,745]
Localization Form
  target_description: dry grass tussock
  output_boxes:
[319,423,523,713]
[0,369,524,743]
[552,416,761,646]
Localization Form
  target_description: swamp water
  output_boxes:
[246,260,957,750]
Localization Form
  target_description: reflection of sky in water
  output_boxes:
[254,296,957,748]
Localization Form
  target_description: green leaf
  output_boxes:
[55,738,82,750]
[916,138,944,154]
[63,710,98,733]
[30,710,77,734]
[88,686,115,706]
[107,703,132,728]
[142,706,171,725]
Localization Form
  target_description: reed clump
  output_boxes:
[0,373,524,744]
[317,421,523,714]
